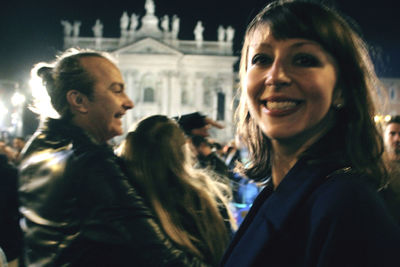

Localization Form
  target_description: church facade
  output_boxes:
[61,0,238,142]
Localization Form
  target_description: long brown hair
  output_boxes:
[235,0,387,185]
[118,115,235,265]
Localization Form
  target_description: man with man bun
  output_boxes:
[19,48,206,266]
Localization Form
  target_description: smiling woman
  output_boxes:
[246,36,338,152]
[222,0,400,266]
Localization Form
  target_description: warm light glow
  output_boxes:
[11,112,19,124]
[11,91,26,106]
[0,101,7,114]
[29,75,60,119]
[374,114,392,124]
[0,101,8,127]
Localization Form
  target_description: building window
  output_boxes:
[140,73,157,103]
[390,86,396,101]
[181,90,188,105]
[143,87,155,102]
[217,92,225,120]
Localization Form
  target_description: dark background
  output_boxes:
[0,0,398,82]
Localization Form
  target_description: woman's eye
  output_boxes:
[251,54,273,65]
[293,54,321,67]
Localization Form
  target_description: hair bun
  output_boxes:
[37,66,54,82]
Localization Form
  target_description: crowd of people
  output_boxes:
[1,0,400,266]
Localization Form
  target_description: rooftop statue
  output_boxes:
[194,21,204,42]
[130,13,138,31]
[92,19,103,38]
[172,15,180,39]
[226,26,235,42]
[218,25,226,42]
[145,0,155,15]
[73,21,81,37]
[161,15,169,32]
[120,11,129,31]
[61,20,72,37]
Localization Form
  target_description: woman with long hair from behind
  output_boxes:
[118,115,236,266]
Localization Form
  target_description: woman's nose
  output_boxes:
[264,60,291,88]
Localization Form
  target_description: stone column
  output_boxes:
[224,73,235,140]
[170,72,180,115]
[125,71,135,130]
[161,71,169,115]
[194,72,203,110]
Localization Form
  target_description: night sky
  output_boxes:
[0,0,399,84]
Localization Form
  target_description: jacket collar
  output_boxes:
[222,159,347,265]
[22,118,111,160]
[263,158,344,229]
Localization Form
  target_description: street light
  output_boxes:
[11,91,26,107]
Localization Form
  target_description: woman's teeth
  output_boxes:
[265,101,297,110]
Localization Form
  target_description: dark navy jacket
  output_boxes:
[222,158,400,267]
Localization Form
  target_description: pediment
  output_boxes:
[114,37,183,56]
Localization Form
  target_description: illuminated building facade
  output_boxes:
[61,0,238,142]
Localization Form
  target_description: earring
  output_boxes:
[333,102,344,109]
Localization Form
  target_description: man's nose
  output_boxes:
[123,93,134,110]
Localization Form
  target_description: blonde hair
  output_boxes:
[118,115,236,265]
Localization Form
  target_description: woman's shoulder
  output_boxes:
[311,169,380,207]
[305,168,400,254]
[309,168,395,226]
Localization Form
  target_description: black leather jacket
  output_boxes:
[19,119,207,266]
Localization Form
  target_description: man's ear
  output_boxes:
[66,90,89,114]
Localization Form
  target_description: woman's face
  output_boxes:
[245,26,339,144]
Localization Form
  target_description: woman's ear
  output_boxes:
[66,90,89,114]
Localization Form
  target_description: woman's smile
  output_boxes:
[246,26,338,141]
[260,96,303,116]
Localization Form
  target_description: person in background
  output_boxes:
[174,112,228,177]
[221,1,400,266]
[0,153,21,267]
[118,115,236,266]
[191,135,230,179]
[19,48,207,266]
[223,138,261,225]
[11,136,25,165]
[384,115,400,162]
[0,140,15,164]
[380,115,400,223]
[223,138,244,171]
[210,141,225,159]
[174,112,224,138]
